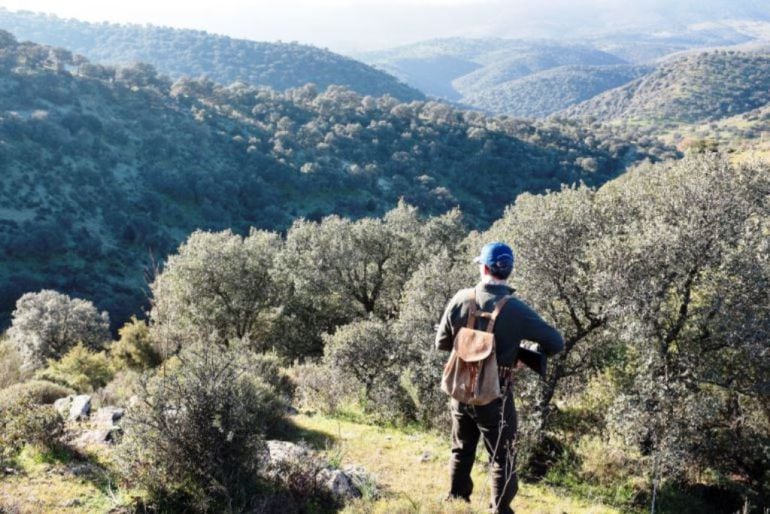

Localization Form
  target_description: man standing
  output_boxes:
[435,242,564,514]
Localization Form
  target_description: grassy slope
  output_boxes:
[290,414,622,514]
[0,414,622,514]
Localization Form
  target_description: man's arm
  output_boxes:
[514,300,564,356]
[435,292,463,351]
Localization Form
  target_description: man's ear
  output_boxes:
[482,265,491,275]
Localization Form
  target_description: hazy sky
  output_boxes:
[0,0,764,52]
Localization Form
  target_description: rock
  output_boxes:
[264,440,372,501]
[317,468,361,499]
[418,451,432,463]
[62,499,83,507]
[73,426,122,447]
[266,440,312,463]
[285,405,299,415]
[93,407,124,427]
[53,395,92,421]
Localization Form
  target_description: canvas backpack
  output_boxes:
[441,288,511,405]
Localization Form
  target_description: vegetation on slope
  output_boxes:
[358,38,627,101]
[0,8,424,101]
[0,31,675,329]
[2,153,766,513]
[463,64,652,118]
[560,50,770,124]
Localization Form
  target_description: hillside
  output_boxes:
[357,38,627,102]
[0,32,676,329]
[0,8,424,101]
[559,50,770,124]
[462,64,652,118]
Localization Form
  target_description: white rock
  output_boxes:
[53,395,92,421]
[69,395,91,421]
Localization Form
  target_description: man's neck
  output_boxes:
[481,274,508,286]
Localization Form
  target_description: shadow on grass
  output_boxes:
[272,414,338,451]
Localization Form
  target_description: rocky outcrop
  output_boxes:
[53,394,91,421]
[264,440,375,501]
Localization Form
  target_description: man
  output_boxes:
[435,241,564,514]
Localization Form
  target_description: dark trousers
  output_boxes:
[449,392,518,514]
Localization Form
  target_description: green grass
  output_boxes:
[0,446,129,514]
[289,413,623,514]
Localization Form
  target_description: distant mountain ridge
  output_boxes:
[356,25,770,116]
[357,38,629,102]
[0,8,424,101]
[559,50,770,124]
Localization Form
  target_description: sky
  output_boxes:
[0,0,766,52]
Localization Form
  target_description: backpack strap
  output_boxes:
[485,296,511,334]
[465,288,478,329]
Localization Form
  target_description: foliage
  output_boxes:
[0,10,423,101]
[6,290,110,370]
[0,33,673,330]
[0,335,28,388]
[110,316,162,370]
[0,398,64,465]
[150,229,283,353]
[393,249,474,428]
[562,51,770,124]
[323,319,404,403]
[35,343,114,393]
[0,379,74,411]
[464,64,652,118]
[120,340,287,512]
[293,362,359,415]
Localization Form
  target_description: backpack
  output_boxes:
[441,288,511,405]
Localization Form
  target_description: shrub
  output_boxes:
[293,362,358,415]
[322,320,404,402]
[7,290,110,370]
[0,380,74,410]
[35,343,114,393]
[0,398,65,465]
[99,369,141,407]
[120,340,287,512]
[111,316,161,370]
[0,337,28,389]
[248,351,296,401]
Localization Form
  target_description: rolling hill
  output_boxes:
[0,8,424,101]
[559,50,770,124]
[461,64,652,118]
[357,38,628,102]
[0,32,676,328]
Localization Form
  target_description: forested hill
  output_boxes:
[559,50,770,123]
[0,8,423,101]
[461,64,652,118]
[0,32,675,327]
[357,38,627,102]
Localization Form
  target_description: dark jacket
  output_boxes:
[435,282,564,366]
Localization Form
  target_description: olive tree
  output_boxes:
[601,155,770,509]
[394,249,474,427]
[8,290,110,370]
[150,228,282,353]
[484,185,615,441]
[279,202,465,357]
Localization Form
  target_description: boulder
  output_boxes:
[73,427,122,447]
[92,406,125,427]
[264,440,372,501]
[53,394,92,421]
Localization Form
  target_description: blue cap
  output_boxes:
[474,242,514,276]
